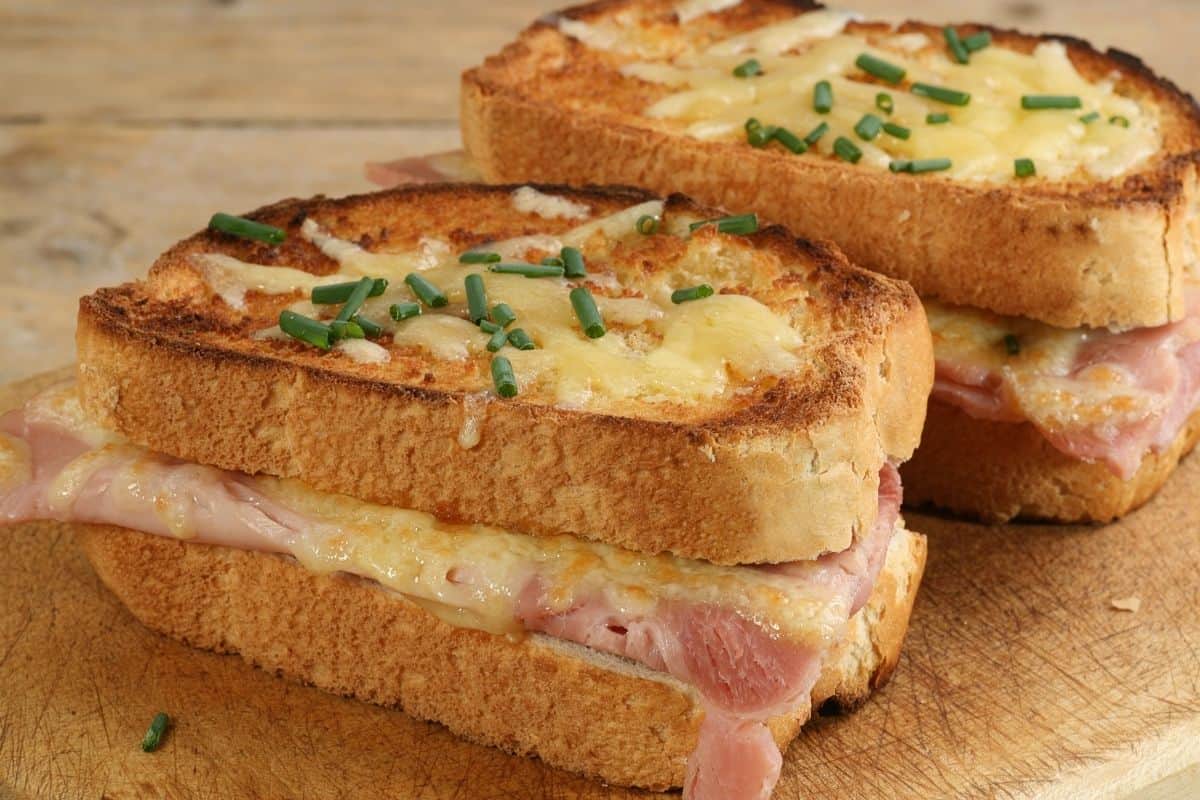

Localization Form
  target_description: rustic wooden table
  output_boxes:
[1,1,1198,798]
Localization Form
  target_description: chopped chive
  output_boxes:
[279,310,332,350]
[1079,111,1101,124]
[1110,115,1131,128]
[744,117,762,132]
[813,80,833,113]
[854,113,884,141]
[569,287,605,339]
[508,328,536,350]
[562,246,586,278]
[746,121,776,147]
[883,121,911,140]
[888,160,911,173]
[491,303,517,328]
[804,121,829,145]
[926,112,951,124]
[636,214,660,235]
[540,256,565,267]
[671,284,715,304]
[876,92,894,114]
[912,82,971,106]
[330,318,365,340]
[772,127,808,154]
[459,250,501,264]
[1004,333,1021,355]
[833,136,862,164]
[490,263,565,278]
[486,328,508,352]
[208,213,285,245]
[732,58,762,78]
[690,213,759,235]
[480,319,502,334]
[491,356,518,398]
[141,712,169,753]
[465,273,488,323]
[1021,94,1082,110]
[943,26,969,64]
[404,273,448,307]
[389,301,422,321]
[907,158,953,173]
[333,277,376,327]
[312,278,387,305]
[353,315,383,337]
[855,53,906,84]
[962,31,992,52]
[1014,158,1036,178]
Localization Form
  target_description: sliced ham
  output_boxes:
[365,150,482,188]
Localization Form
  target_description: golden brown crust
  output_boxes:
[461,0,1200,329]
[76,523,925,790]
[75,182,931,565]
[901,400,1200,523]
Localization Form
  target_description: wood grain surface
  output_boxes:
[1,369,1198,799]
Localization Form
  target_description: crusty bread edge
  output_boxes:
[76,523,925,790]
[902,400,1200,523]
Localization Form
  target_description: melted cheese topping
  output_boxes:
[201,199,809,414]
[676,0,741,24]
[602,10,1159,182]
[511,186,590,220]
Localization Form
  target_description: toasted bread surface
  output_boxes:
[902,400,1200,523]
[76,183,930,564]
[461,0,1200,329]
[76,523,925,790]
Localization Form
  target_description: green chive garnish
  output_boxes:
[854,113,884,141]
[491,303,517,328]
[312,278,387,305]
[876,92,894,114]
[404,273,447,307]
[333,276,375,327]
[733,58,762,78]
[491,356,518,398]
[1079,111,1101,124]
[480,319,501,334]
[1021,95,1082,110]
[569,287,605,339]
[490,263,565,278]
[772,127,807,154]
[833,136,862,164]
[746,120,775,147]
[562,246,586,278]
[962,31,991,52]
[944,26,969,63]
[636,214,659,235]
[353,315,383,337]
[671,284,715,304]
[279,310,332,350]
[508,328,536,350]
[486,328,508,352]
[540,256,565,267]
[1110,115,1131,128]
[906,158,952,173]
[888,160,911,173]
[1014,158,1036,178]
[804,122,829,145]
[855,53,906,84]
[913,83,971,106]
[459,250,501,264]
[813,80,833,113]
[883,122,910,140]
[330,318,365,340]
[389,301,422,321]
[465,274,488,322]
[141,712,169,753]
[927,112,951,124]
[1004,333,1020,355]
[689,213,759,235]
[208,213,285,245]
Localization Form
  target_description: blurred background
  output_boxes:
[0,0,1197,383]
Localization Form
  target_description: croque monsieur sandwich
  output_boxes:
[459,0,1200,522]
[0,184,931,799]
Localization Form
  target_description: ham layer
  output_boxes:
[0,385,901,800]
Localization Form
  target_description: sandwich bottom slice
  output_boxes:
[1,385,925,798]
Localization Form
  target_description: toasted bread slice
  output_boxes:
[461,0,1200,329]
[902,400,1200,523]
[77,522,925,790]
[75,183,930,565]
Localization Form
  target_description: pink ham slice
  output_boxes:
[365,150,482,188]
[933,298,1200,478]
[0,396,900,800]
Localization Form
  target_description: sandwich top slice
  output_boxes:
[75,183,930,564]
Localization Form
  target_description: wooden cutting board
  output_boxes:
[1,369,1197,799]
